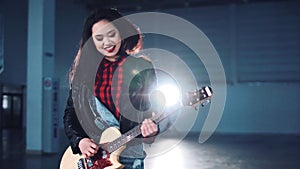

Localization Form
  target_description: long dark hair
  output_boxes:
[69,8,142,84]
[81,8,141,54]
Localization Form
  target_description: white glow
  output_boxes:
[146,144,185,169]
[2,95,8,109]
[157,84,180,107]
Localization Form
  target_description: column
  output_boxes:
[26,0,57,153]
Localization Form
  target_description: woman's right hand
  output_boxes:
[78,138,99,158]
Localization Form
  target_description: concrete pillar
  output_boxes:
[26,0,57,153]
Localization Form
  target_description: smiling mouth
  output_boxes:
[104,46,116,53]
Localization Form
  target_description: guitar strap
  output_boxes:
[88,95,120,130]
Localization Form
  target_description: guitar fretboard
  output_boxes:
[102,106,180,153]
[104,124,142,153]
[100,86,212,154]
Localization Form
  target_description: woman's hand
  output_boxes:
[140,118,158,137]
[78,138,99,158]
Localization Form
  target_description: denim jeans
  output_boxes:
[119,156,144,169]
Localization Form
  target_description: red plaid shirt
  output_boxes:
[94,56,126,119]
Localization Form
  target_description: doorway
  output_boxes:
[0,84,25,154]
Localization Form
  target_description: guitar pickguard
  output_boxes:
[84,150,112,169]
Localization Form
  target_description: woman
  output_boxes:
[63,8,160,169]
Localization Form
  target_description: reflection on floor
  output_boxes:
[1,129,299,169]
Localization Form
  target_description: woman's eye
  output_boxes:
[95,35,103,41]
[108,31,116,37]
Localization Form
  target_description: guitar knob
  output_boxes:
[86,158,93,168]
[78,158,86,169]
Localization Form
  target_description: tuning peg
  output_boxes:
[201,99,211,107]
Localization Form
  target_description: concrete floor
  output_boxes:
[1,129,299,169]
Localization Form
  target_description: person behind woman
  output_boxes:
[63,8,161,169]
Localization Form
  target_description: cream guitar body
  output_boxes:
[59,86,213,169]
[60,127,126,169]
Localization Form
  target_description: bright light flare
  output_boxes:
[145,139,185,169]
[157,84,181,107]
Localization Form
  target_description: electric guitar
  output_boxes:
[59,86,213,169]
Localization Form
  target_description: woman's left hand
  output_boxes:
[140,118,158,137]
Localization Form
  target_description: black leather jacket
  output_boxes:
[63,56,157,154]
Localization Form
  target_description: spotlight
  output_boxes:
[157,84,181,107]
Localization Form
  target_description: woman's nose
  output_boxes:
[102,37,108,44]
[103,37,112,45]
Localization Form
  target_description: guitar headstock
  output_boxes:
[183,86,213,107]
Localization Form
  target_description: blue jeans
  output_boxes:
[119,156,144,169]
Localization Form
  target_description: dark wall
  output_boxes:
[0,0,28,85]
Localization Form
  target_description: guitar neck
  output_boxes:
[103,86,213,154]
[103,106,180,153]
[104,124,142,153]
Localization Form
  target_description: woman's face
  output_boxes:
[92,19,121,62]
